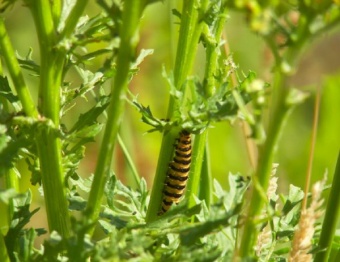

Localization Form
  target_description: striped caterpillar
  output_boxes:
[159,130,192,215]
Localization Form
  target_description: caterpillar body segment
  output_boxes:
[159,130,192,215]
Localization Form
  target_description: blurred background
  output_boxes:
[1,1,340,244]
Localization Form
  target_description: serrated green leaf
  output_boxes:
[0,76,21,111]
[98,219,116,234]
[69,96,110,133]
[68,195,87,211]
[281,184,304,215]
[0,136,33,174]
[16,48,40,76]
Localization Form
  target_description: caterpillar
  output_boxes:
[159,130,192,215]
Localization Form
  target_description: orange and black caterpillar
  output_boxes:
[159,130,192,215]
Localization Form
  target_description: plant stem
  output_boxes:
[27,0,72,236]
[238,71,292,257]
[302,86,321,209]
[314,151,340,262]
[198,143,212,207]
[85,0,145,229]
[0,18,38,118]
[146,0,207,222]
[202,3,228,97]
[5,169,19,225]
[60,0,89,38]
[50,0,62,27]
[186,131,207,208]
[117,134,141,186]
[190,2,227,208]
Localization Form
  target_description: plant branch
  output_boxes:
[85,0,145,229]
[0,18,38,118]
[314,151,340,261]
[146,0,208,222]
[238,71,292,257]
[27,0,71,237]
[60,0,89,38]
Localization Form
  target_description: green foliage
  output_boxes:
[132,70,259,134]
[2,190,45,261]
[0,0,340,261]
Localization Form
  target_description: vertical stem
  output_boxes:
[186,132,207,208]
[314,151,340,262]
[0,18,38,118]
[302,86,321,209]
[190,2,227,208]
[238,72,292,256]
[85,0,145,228]
[5,169,19,224]
[202,4,228,97]
[27,0,71,236]
[60,0,90,39]
[222,33,257,170]
[198,143,212,206]
[146,0,207,222]
[50,0,62,27]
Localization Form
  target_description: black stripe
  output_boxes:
[176,145,191,152]
[170,163,190,173]
[159,130,191,215]
[164,190,182,198]
[167,182,186,190]
[181,130,190,136]
[163,199,173,206]
[181,139,191,145]
[175,150,191,158]
[168,173,188,181]
[174,157,191,165]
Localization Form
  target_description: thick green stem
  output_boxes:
[85,0,145,228]
[236,10,315,256]
[238,72,291,256]
[0,18,38,118]
[189,2,227,208]
[50,0,62,27]
[186,132,207,208]
[27,0,71,236]
[146,0,207,222]
[314,151,340,262]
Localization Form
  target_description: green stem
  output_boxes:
[0,18,38,118]
[198,140,212,207]
[237,10,316,256]
[117,134,141,186]
[27,0,71,236]
[189,2,227,208]
[85,0,145,229]
[60,0,89,38]
[202,3,228,97]
[186,131,207,208]
[314,151,340,262]
[146,0,207,222]
[5,169,19,225]
[50,0,62,27]
[238,72,292,257]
